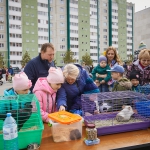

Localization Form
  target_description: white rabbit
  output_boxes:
[116,105,134,122]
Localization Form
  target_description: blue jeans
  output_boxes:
[99,84,109,92]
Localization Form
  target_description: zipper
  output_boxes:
[47,93,55,113]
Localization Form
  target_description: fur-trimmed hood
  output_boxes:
[118,78,132,89]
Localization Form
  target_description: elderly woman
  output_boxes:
[57,64,99,112]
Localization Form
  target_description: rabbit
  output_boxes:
[116,105,134,122]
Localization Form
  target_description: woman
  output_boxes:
[56,64,99,112]
[105,46,122,68]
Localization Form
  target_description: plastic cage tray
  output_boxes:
[0,94,44,150]
[81,91,150,136]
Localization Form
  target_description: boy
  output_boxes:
[92,56,111,92]
[129,71,140,92]
[107,65,132,91]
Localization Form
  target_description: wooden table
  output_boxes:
[40,123,150,150]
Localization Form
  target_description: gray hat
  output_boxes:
[99,56,107,63]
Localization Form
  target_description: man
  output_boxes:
[24,43,55,91]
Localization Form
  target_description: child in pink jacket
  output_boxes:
[33,67,64,123]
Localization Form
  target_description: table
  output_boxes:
[40,123,150,150]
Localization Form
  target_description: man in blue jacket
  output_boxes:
[24,43,55,91]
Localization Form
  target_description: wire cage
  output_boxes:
[0,94,44,150]
[137,84,150,99]
[81,91,150,136]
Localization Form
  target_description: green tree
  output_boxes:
[63,50,76,64]
[126,54,133,65]
[54,59,57,66]
[0,52,4,68]
[21,51,31,67]
[82,52,93,66]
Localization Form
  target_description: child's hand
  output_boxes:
[59,105,65,111]
[100,80,105,84]
[95,80,100,87]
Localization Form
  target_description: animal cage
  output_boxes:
[82,91,150,136]
[0,94,44,150]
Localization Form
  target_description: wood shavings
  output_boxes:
[20,126,38,132]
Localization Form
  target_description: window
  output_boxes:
[0,43,4,48]
[104,16,107,19]
[0,25,4,30]
[26,48,29,51]
[104,9,107,13]
[50,15,53,19]
[103,29,107,32]
[60,22,65,27]
[26,40,29,42]
[60,30,65,34]
[104,42,107,45]
[0,34,4,39]
[60,15,64,19]
[103,3,107,7]
[31,6,34,9]
[0,7,3,12]
[32,40,34,42]
[31,23,34,26]
[61,38,65,42]
[60,7,64,12]
[0,16,4,21]
[31,32,34,34]
[0,0,3,3]
[26,31,29,33]
[60,0,64,4]
[103,22,107,26]
[31,14,34,17]
[26,13,29,16]
[60,45,65,49]
[50,0,53,3]
[50,23,53,27]
[26,22,29,25]
[26,5,29,8]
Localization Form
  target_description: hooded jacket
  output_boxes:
[126,59,150,85]
[112,78,132,92]
[33,78,56,123]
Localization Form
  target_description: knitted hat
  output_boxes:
[47,67,64,84]
[99,56,107,63]
[12,72,32,91]
[129,71,140,81]
[84,78,99,94]
[139,41,147,51]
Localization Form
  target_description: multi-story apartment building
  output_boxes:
[134,7,150,51]
[0,0,134,68]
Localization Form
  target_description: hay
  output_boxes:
[87,117,144,128]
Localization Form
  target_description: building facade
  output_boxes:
[0,0,134,68]
[134,7,150,51]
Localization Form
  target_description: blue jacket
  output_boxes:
[24,54,55,91]
[8,68,14,75]
[56,64,99,111]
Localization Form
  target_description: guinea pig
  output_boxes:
[116,105,134,122]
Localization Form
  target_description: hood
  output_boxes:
[118,78,132,90]
[4,88,17,96]
[33,78,56,94]
[133,59,150,71]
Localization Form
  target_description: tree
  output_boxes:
[63,50,76,64]
[0,52,4,68]
[126,54,133,65]
[21,51,31,67]
[82,52,93,66]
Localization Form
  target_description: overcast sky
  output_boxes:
[127,0,150,12]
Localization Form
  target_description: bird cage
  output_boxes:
[82,91,150,136]
[0,94,44,150]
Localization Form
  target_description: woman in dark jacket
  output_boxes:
[57,64,99,112]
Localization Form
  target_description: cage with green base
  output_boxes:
[0,94,44,150]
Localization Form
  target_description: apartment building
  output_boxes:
[0,0,134,68]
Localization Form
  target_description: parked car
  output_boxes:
[12,67,20,75]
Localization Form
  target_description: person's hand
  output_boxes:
[95,80,100,87]
[59,105,65,111]
[96,74,107,78]
[100,80,105,84]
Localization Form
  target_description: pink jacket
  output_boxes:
[33,78,56,123]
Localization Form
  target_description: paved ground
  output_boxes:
[0,82,12,95]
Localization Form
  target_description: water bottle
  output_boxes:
[3,113,18,150]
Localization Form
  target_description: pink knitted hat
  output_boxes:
[47,67,64,84]
[12,72,32,91]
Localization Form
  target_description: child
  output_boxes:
[33,67,65,123]
[129,71,140,92]
[4,72,32,110]
[126,49,150,85]
[92,56,111,92]
[107,65,132,91]
[4,72,32,96]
